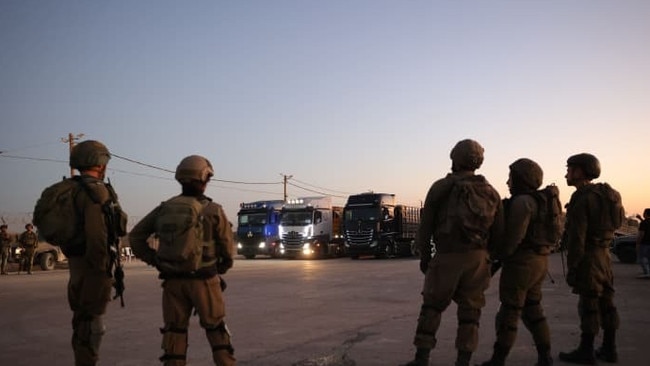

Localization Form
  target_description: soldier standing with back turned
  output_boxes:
[65,140,126,366]
[129,155,237,366]
[18,223,38,274]
[479,158,555,366]
[401,139,504,366]
[559,153,623,364]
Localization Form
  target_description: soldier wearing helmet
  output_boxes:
[63,140,127,366]
[130,155,237,366]
[559,153,623,364]
[402,139,504,366]
[0,224,12,275]
[17,223,38,274]
[479,158,554,366]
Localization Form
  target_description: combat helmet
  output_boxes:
[509,158,543,190]
[450,139,484,171]
[567,153,600,180]
[69,140,111,170]
[175,155,214,184]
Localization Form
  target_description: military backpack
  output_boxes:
[154,195,214,273]
[526,184,563,246]
[33,177,84,247]
[438,175,501,245]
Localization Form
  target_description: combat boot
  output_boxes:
[534,344,553,366]
[558,333,596,365]
[478,343,509,366]
[400,347,430,366]
[595,329,618,363]
[456,350,472,366]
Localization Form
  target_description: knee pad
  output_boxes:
[160,326,188,363]
[205,322,234,355]
[522,300,546,327]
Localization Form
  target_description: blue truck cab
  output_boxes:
[236,200,284,259]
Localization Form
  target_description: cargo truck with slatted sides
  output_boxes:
[343,192,420,259]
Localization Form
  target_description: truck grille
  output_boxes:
[345,229,374,246]
[282,231,304,248]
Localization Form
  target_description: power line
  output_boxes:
[287,181,348,199]
[111,153,282,185]
[291,177,355,195]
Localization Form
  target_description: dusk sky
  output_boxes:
[1,0,648,232]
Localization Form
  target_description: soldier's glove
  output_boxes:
[217,257,233,274]
[419,256,430,274]
[219,276,227,292]
[566,268,577,288]
[490,260,502,277]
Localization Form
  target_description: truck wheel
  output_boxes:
[40,252,56,271]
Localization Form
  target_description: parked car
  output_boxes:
[14,241,67,271]
[610,234,637,264]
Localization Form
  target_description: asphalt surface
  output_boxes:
[0,252,648,366]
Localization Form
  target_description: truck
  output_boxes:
[342,192,420,259]
[236,200,285,259]
[278,196,344,258]
[14,241,67,271]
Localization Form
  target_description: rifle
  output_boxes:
[103,179,126,308]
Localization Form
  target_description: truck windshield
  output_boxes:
[281,211,312,225]
[345,208,379,222]
[238,213,268,226]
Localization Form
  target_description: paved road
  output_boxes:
[0,253,648,366]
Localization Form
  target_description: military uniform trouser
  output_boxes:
[67,257,112,366]
[495,250,551,351]
[1,247,10,274]
[578,291,619,336]
[414,250,491,352]
[160,275,236,366]
[21,247,36,273]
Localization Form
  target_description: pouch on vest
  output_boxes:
[155,195,211,273]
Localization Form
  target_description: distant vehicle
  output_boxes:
[236,200,284,259]
[278,196,345,258]
[610,234,637,264]
[342,192,420,259]
[15,241,67,271]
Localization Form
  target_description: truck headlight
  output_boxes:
[259,242,266,249]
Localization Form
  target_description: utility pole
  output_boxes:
[282,174,293,202]
[61,133,84,177]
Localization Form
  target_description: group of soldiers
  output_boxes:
[0,222,40,275]
[6,137,625,366]
[45,140,236,366]
[402,139,623,366]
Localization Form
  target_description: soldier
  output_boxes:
[636,208,650,279]
[129,155,237,366]
[478,159,555,366]
[1,224,12,275]
[559,153,623,364]
[402,139,504,366]
[64,140,126,366]
[18,223,39,274]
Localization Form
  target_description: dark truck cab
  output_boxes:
[343,192,420,259]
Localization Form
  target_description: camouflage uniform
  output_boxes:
[130,155,236,366]
[404,139,504,366]
[480,158,554,366]
[59,140,125,366]
[1,225,12,275]
[18,224,38,274]
[559,153,622,364]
